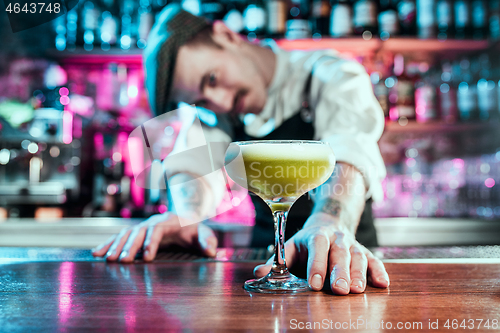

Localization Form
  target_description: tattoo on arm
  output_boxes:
[312,197,344,218]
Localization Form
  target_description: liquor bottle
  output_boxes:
[310,0,331,38]
[490,0,500,40]
[454,0,471,39]
[417,0,436,39]
[66,7,78,51]
[415,62,438,122]
[137,0,153,49]
[224,2,245,34]
[397,0,417,36]
[456,59,477,121]
[330,0,353,37]
[82,0,100,51]
[285,0,311,39]
[371,71,390,118]
[120,0,136,50]
[471,0,487,39]
[53,15,67,51]
[438,62,458,123]
[201,0,225,21]
[244,0,267,37]
[389,54,416,121]
[99,11,118,50]
[379,0,399,40]
[352,0,378,37]
[436,0,453,40]
[181,0,202,16]
[476,55,497,121]
[266,0,287,36]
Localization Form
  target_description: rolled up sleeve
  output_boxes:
[313,58,386,202]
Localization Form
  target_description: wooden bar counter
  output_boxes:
[0,253,500,331]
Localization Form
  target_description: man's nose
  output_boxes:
[203,87,234,113]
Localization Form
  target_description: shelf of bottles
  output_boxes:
[51,0,500,53]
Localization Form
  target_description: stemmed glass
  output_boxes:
[224,140,336,293]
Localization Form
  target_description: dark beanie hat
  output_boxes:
[143,4,210,116]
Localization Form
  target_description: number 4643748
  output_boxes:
[5,3,61,14]
[443,319,499,330]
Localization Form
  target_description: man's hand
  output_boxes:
[254,212,389,295]
[91,213,218,262]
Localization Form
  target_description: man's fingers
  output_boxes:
[92,235,116,257]
[118,226,147,263]
[328,232,351,295]
[349,246,368,294]
[198,224,218,257]
[142,223,165,262]
[254,255,273,278]
[105,228,132,262]
[306,229,330,291]
[365,249,390,288]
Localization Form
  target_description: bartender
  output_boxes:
[93,4,390,295]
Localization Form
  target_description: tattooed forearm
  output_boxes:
[167,173,213,220]
[311,197,344,218]
[309,163,366,232]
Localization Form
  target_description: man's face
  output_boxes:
[171,23,268,115]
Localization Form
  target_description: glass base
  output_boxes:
[244,272,310,294]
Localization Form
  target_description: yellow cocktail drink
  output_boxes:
[224,140,336,293]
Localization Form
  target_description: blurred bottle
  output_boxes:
[330,0,353,37]
[224,2,245,34]
[490,0,500,40]
[456,58,477,121]
[398,0,417,36]
[137,0,154,49]
[379,0,400,40]
[471,0,488,39]
[389,54,416,122]
[266,0,287,36]
[120,0,136,50]
[310,0,331,38]
[417,0,436,39]
[244,0,267,37]
[99,11,118,50]
[53,15,67,51]
[436,0,453,40]
[438,61,458,123]
[371,70,390,118]
[352,0,378,37]
[66,8,78,51]
[285,0,311,39]
[476,54,497,121]
[82,0,100,51]
[415,62,438,122]
[202,0,226,21]
[182,0,202,16]
[454,0,471,39]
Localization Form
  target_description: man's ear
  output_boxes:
[211,20,242,46]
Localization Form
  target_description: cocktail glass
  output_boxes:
[224,140,336,293]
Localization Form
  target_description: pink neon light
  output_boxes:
[62,111,73,144]
[485,178,495,188]
[60,95,70,106]
[58,262,74,324]
[59,87,69,96]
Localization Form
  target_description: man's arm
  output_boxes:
[309,162,366,234]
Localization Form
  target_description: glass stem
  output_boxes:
[271,210,289,276]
